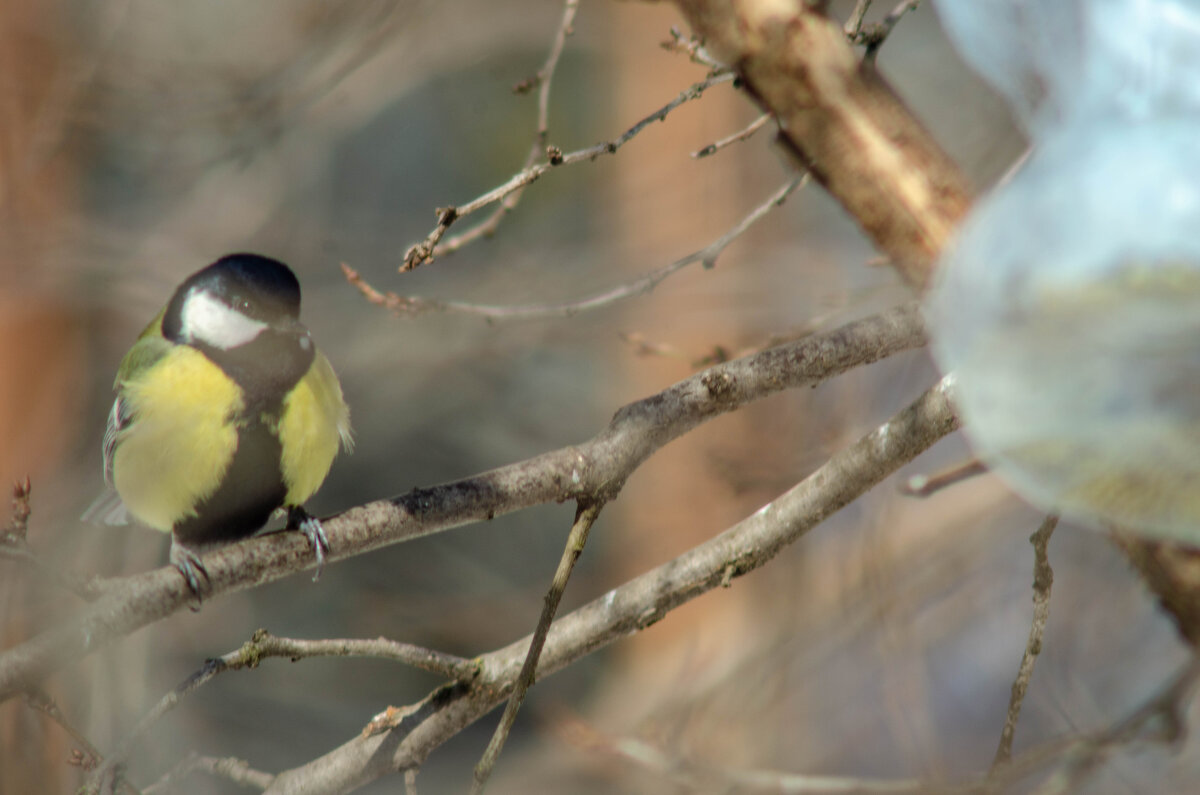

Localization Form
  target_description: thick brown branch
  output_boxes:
[0,302,927,702]
[669,0,972,288]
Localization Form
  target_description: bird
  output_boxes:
[100,253,352,595]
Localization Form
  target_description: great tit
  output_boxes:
[102,253,352,594]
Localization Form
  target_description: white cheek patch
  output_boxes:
[181,289,267,349]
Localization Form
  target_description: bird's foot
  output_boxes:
[169,541,210,608]
[287,506,329,582]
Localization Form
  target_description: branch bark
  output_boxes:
[263,376,959,794]
[0,303,926,703]
[667,0,972,288]
[664,0,1200,647]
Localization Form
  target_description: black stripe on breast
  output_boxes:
[174,329,315,545]
[173,416,287,545]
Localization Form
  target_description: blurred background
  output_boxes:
[1,1,1196,792]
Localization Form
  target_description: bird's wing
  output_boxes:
[103,331,173,483]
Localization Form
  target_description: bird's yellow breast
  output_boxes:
[278,351,351,505]
[112,346,242,532]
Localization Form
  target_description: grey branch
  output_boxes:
[143,754,273,794]
[262,376,959,793]
[900,457,987,497]
[85,630,480,791]
[472,501,604,792]
[426,0,581,262]
[992,515,1057,769]
[692,112,772,158]
[401,69,734,271]
[353,176,806,321]
[0,302,927,703]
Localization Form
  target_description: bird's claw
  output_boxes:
[169,541,210,608]
[287,506,330,582]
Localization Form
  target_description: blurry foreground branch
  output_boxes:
[662,0,1200,647]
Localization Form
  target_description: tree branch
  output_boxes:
[350,176,805,320]
[471,501,604,792]
[85,630,479,791]
[402,70,734,271]
[668,0,972,288]
[0,302,926,703]
[263,375,959,793]
[992,515,1057,769]
[142,754,273,794]
[419,0,581,264]
[691,111,772,158]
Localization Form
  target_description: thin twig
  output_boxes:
[142,753,273,794]
[360,175,804,320]
[992,515,1057,770]
[431,0,581,260]
[86,629,479,790]
[900,458,987,498]
[844,0,875,37]
[24,688,140,795]
[0,546,106,601]
[402,69,735,271]
[1,477,104,600]
[692,112,772,158]
[472,501,604,793]
[660,25,727,70]
[1026,656,1200,795]
[24,688,102,769]
[858,0,921,58]
[4,476,31,542]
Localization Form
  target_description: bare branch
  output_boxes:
[1025,657,1200,794]
[4,476,31,542]
[844,0,874,37]
[660,25,728,70]
[401,70,735,271]
[86,629,480,790]
[670,0,972,288]
[429,0,581,261]
[692,111,772,158]
[263,376,959,792]
[900,457,987,497]
[23,688,133,792]
[355,176,804,320]
[142,754,273,794]
[992,515,1057,769]
[472,501,604,792]
[2,478,109,600]
[856,0,922,59]
[0,303,926,702]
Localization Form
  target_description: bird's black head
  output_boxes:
[162,253,303,347]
